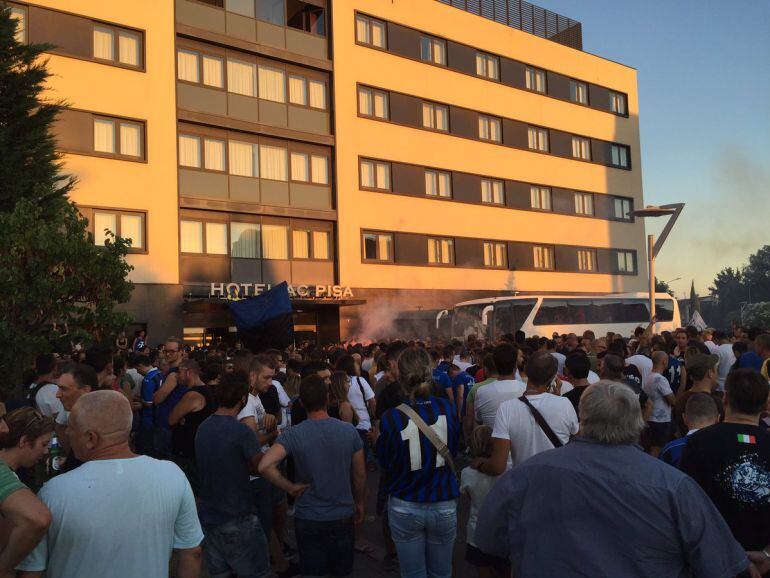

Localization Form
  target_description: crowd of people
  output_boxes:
[0,323,768,577]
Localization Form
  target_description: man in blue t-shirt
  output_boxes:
[447,364,475,420]
[196,372,272,578]
[660,393,719,469]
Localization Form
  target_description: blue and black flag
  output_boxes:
[228,282,294,352]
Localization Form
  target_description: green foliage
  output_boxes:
[689,280,700,313]
[654,277,674,296]
[709,248,770,328]
[741,303,770,329]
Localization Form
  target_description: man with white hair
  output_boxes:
[475,381,753,577]
[17,391,203,578]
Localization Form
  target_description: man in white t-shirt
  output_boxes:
[642,351,676,457]
[474,344,526,429]
[31,354,64,419]
[17,391,203,578]
[626,352,653,385]
[713,331,736,391]
[478,352,578,475]
[548,341,567,376]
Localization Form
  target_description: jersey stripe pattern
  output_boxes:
[376,395,460,502]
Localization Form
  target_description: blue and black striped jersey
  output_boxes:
[376,396,460,503]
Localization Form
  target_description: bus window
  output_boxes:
[566,300,592,325]
[494,299,537,336]
[622,299,649,323]
[592,300,623,324]
[452,304,488,339]
[654,299,674,321]
[533,299,569,326]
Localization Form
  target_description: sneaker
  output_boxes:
[283,542,297,561]
[277,561,300,578]
[382,553,398,572]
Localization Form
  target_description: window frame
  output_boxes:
[609,91,628,116]
[569,79,589,105]
[481,178,505,205]
[421,101,449,132]
[610,144,630,168]
[478,114,502,143]
[177,48,227,91]
[483,241,508,269]
[357,86,390,120]
[571,136,591,161]
[87,207,148,254]
[419,34,447,66]
[574,192,594,216]
[359,158,392,191]
[533,245,555,271]
[291,226,331,261]
[92,114,146,162]
[577,249,596,272]
[475,51,500,81]
[612,196,633,221]
[525,66,547,94]
[427,236,455,266]
[178,133,228,173]
[91,22,145,70]
[530,185,552,211]
[361,230,394,263]
[615,250,636,274]
[527,126,549,152]
[289,151,329,185]
[424,169,452,198]
[355,13,387,49]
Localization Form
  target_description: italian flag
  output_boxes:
[737,434,756,444]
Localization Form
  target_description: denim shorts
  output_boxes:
[203,514,271,578]
[294,517,355,577]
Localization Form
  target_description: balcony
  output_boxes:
[437,0,582,50]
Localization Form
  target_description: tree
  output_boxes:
[0,6,134,386]
[741,302,770,329]
[689,280,701,314]
[654,277,674,296]
[742,245,770,304]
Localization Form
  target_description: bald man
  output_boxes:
[17,391,203,578]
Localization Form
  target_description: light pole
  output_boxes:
[630,204,685,326]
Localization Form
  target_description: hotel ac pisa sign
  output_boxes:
[210,283,354,300]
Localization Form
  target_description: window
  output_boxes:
[293,230,310,259]
[92,210,145,251]
[610,91,627,115]
[287,1,325,36]
[289,75,307,105]
[258,65,286,102]
[257,0,285,25]
[578,249,595,272]
[312,231,329,259]
[92,24,142,68]
[574,192,594,216]
[428,238,454,265]
[262,224,289,259]
[177,49,199,82]
[613,197,632,220]
[484,241,507,268]
[180,220,203,253]
[178,135,201,167]
[289,75,327,110]
[478,115,501,143]
[206,222,228,255]
[570,80,588,105]
[311,155,328,184]
[530,186,551,210]
[355,14,386,48]
[227,59,257,96]
[260,145,288,181]
[611,144,630,168]
[422,102,448,131]
[290,152,327,184]
[202,55,224,88]
[363,231,393,262]
[425,170,451,198]
[204,139,226,171]
[616,251,635,273]
[9,6,25,43]
[358,86,389,119]
[93,117,144,159]
[527,126,549,152]
[231,222,261,258]
[308,80,326,109]
[571,136,591,160]
[525,67,546,93]
[533,246,554,270]
[475,52,499,80]
[420,35,446,65]
[178,50,224,88]
[481,179,504,204]
[290,152,309,182]
[360,159,391,190]
[228,141,259,177]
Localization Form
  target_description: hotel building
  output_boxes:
[8,0,648,343]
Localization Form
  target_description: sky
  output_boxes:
[535,0,770,299]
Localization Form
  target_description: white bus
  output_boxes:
[442,293,681,341]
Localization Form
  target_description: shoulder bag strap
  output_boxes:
[518,396,563,448]
[355,377,373,421]
[396,403,459,482]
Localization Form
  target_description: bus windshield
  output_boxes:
[493,299,537,336]
[452,303,488,340]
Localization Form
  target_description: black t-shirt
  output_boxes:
[622,364,643,392]
[376,381,403,421]
[681,423,770,551]
[564,385,589,417]
[259,385,281,416]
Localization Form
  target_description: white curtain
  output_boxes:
[260,145,287,181]
[289,75,307,105]
[118,31,140,66]
[262,225,288,259]
[374,91,387,118]
[202,55,223,88]
[290,152,309,182]
[308,80,326,109]
[360,161,374,188]
[119,123,142,157]
[292,230,310,259]
[311,155,328,184]
[422,104,432,128]
[425,171,436,196]
[178,135,200,168]
[375,162,390,189]
[378,234,391,260]
[484,243,493,267]
[93,213,116,246]
[355,15,369,43]
[120,214,143,249]
[358,88,372,115]
[93,119,115,153]
[204,139,225,171]
[227,59,256,96]
[228,141,257,177]
[438,172,451,196]
[371,20,385,47]
[93,26,114,60]
[495,243,506,267]
[428,238,438,263]
[258,65,285,102]
[313,231,329,259]
[205,223,228,255]
[435,105,447,130]
[440,239,453,263]
[230,222,260,258]
[177,49,199,82]
[180,221,203,253]
[489,118,501,141]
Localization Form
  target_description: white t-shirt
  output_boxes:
[474,379,527,429]
[643,372,673,423]
[17,456,203,578]
[272,380,291,430]
[491,393,578,468]
[34,383,64,418]
[456,361,472,372]
[715,344,736,390]
[550,352,566,375]
[627,354,653,385]
[237,393,269,479]
[460,467,499,547]
[55,410,69,426]
[125,368,143,396]
[587,370,600,384]
[704,340,717,354]
[347,376,375,431]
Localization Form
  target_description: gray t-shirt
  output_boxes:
[278,418,363,521]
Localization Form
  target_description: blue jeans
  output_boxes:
[388,496,457,578]
[294,517,355,577]
[203,514,271,578]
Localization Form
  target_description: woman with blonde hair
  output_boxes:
[328,371,357,425]
[374,347,460,578]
